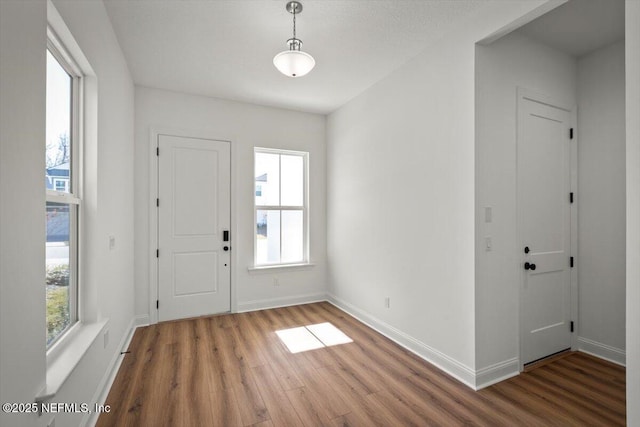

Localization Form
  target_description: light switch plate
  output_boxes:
[485,236,492,251]
[484,206,492,223]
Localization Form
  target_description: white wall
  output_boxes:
[0,1,47,426]
[474,31,577,379]
[326,1,551,386]
[0,1,135,425]
[134,87,327,319]
[625,1,640,424]
[577,41,626,361]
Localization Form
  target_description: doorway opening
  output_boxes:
[475,0,626,377]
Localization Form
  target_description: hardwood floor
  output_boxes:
[97,302,626,426]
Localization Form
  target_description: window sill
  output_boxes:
[248,263,315,273]
[36,319,109,402]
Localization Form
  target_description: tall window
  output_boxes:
[46,43,81,348]
[255,148,308,266]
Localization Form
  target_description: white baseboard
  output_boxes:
[578,336,626,366]
[134,314,150,328]
[326,293,477,389]
[475,358,520,389]
[83,315,147,427]
[236,293,326,313]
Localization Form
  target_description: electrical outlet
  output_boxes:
[384,297,390,308]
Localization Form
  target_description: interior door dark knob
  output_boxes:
[524,262,536,271]
[223,246,229,251]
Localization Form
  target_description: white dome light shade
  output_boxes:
[273,50,315,77]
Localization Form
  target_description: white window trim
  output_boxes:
[248,263,316,273]
[46,30,82,350]
[38,0,105,403]
[253,147,310,268]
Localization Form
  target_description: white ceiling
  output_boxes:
[517,0,625,57]
[104,0,626,114]
[103,0,489,114]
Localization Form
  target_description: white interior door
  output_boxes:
[158,134,231,322]
[518,92,573,365]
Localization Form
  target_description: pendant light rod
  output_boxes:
[273,1,315,78]
[287,1,301,51]
[292,3,297,40]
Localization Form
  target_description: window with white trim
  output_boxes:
[45,40,82,348]
[254,148,308,266]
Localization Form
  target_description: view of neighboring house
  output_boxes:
[255,172,267,202]
[46,161,70,192]
[255,172,273,234]
[46,162,70,250]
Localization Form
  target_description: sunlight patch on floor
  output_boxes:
[275,322,353,354]
[275,326,325,353]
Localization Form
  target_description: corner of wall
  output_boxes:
[327,294,477,390]
[474,359,520,390]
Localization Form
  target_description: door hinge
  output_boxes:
[156,300,159,310]
[156,147,159,156]
[156,249,159,258]
[156,198,159,207]
[570,256,574,268]
[570,321,574,333]
[570,192,574,203]
[570,128,574,139]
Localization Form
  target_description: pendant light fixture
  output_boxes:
[273,1,315,78]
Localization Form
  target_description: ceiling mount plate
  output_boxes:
[286,1,302,14]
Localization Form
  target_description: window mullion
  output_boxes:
[46,191,80,205]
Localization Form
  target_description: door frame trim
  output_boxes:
[148,127,236,325]
[516,87,578,371]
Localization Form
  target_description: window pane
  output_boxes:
[281,155,303,206]
[257,210,281,264]
[282,210,303,263]
[255,153,279,206]
[46,50,72,193]
[46,202,72,346]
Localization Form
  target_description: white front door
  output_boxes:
[158,134,231,322]
[518,91,573,365]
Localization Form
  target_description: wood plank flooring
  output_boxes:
[97,302,626,426]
